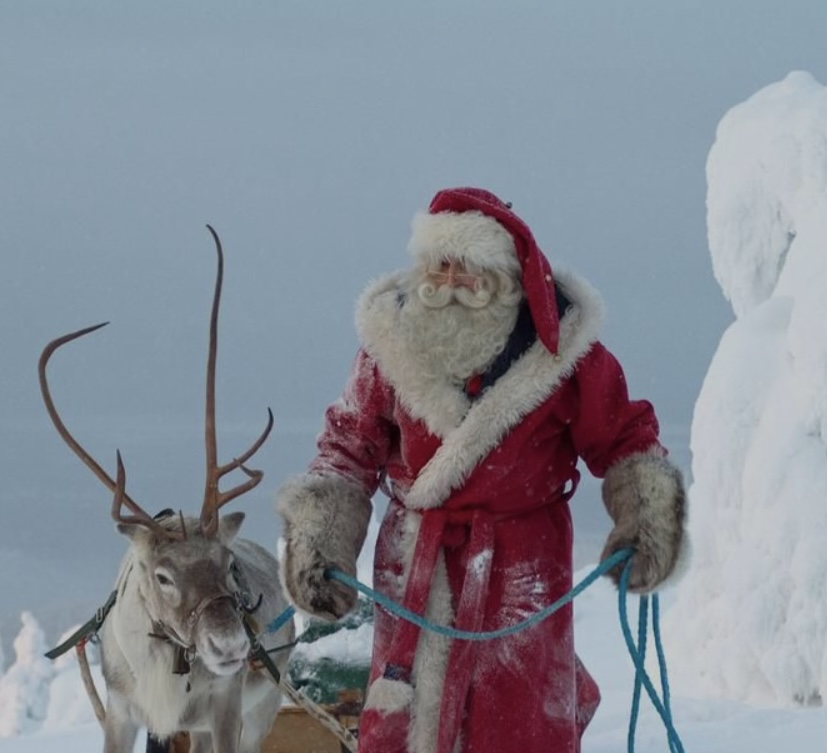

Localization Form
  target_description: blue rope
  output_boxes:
[653,594,680,752]
[264,549,686,751]
[264,603,296,635]
[618,563,685,753]
[325,548,631,641]
[628,591,648,752]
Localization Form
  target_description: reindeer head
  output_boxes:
[122,510,255,676]
[39,226,273,678]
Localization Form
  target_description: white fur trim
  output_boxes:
[356,264,605,510]
[363,677,414,713]
[408,549,453,753]
[376,507,454,753]
[408,210,520,275]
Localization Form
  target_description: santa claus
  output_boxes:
[277,187,686,753]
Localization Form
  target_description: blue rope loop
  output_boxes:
[265,548,685,751]
[618,562,685,753]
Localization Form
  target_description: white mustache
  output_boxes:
[417,282,493,309]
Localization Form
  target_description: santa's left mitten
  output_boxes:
[600,449,687,593]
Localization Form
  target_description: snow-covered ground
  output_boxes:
[0,58,824,753]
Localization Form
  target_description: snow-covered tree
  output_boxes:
[0,612,55,736]
[664,71,826,706]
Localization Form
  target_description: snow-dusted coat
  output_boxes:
[279,266,677,753]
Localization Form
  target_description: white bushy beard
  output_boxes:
[399,269,524,383]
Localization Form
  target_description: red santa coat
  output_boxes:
[307,266,664,753]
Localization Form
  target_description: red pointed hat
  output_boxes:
[409,187,561,356]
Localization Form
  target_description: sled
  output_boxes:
[159,689,362,753]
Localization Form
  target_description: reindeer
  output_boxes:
[38,227,294,753]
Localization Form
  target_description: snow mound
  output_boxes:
[664,71,826,707]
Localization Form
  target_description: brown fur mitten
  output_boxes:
[277,472,372,621]
[600,449,687,593]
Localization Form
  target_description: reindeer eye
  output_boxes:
[155,572,173,587]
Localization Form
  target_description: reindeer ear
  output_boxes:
[218,511,246,543]
[116,523,160,549]
[116,522,143,541]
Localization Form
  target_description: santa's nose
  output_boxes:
[444,260,473,287]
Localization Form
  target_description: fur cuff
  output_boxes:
[277,472,372,620]
[600,449,687,593]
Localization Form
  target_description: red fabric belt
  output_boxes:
[380,506,495,753]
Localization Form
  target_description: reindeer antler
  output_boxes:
[38,325,184,541]
[40,227,272,541]
[200,225,274,538]
[111,450,186,538]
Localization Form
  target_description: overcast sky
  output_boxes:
[0,49,825,749]
[0,3,824,556]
